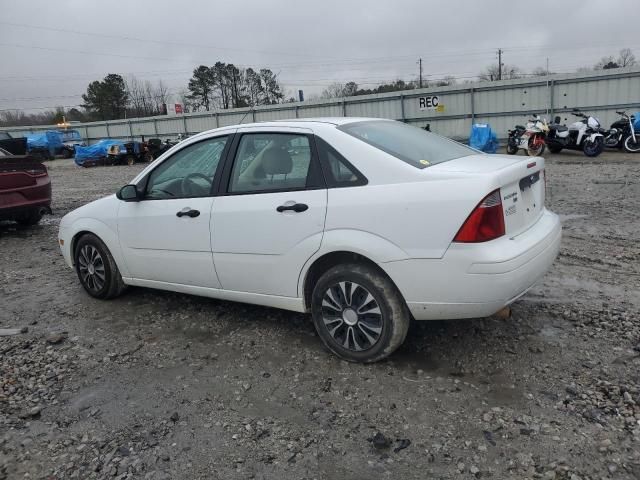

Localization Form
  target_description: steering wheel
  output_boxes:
[181,172,212,196]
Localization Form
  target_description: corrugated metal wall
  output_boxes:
[3,67,639,142]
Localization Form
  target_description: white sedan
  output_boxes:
[58,118,561,362]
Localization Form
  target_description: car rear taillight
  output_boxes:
[453,190,505,243]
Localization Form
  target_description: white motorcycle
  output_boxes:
[506,114,549,156]
[546,110,605,157]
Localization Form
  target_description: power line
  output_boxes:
[0,21,342,61]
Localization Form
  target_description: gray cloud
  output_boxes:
[1,0,638,112]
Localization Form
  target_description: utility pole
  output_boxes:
[418,58,423,88]
[497,49,503,81]
[546,57,549,75]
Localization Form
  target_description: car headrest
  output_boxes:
[262,148,293,175]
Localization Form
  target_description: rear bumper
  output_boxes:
[383,209,561,320]
[0,177,52,219]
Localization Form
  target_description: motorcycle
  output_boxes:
[604,111,640,153]
[506,114,549,156]
[545,109,605,157]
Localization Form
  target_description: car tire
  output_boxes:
[311,263,410,363]
[16,209,43,226]
[74,233,126,300]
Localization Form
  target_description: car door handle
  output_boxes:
[176,208,200,218]
[276,203,308,213]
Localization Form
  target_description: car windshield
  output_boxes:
[61,130,81,142]
[338,120,477,169]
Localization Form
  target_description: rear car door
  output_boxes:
[211,127,327,297]
[117,134,231,288]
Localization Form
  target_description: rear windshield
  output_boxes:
[338,120,477,169]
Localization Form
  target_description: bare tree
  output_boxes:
[434,75,456,86]
[531,66,553,77]
[618,48,636,67]
[0,107,85,127]
[321,82,347,98]
[153,79,170,113]
[0,110,29,126]
[126,75,147,117]
[595,55,619,70]
[479,64,522,81]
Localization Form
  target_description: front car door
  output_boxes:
[211,127,327,297]
[117,134,231,288]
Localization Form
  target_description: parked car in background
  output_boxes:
[144,137,178,159]
[60,129,86,159]
[0,132,28,156]
[107,141,153,166]
[58,118,561,362]
[0,148,52,225]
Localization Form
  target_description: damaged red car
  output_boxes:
[0,147,52,225]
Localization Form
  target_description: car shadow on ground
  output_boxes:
[101,284,533,375]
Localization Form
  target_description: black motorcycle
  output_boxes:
[506,124,527,155]
[604,111,640,153]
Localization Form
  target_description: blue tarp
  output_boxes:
[74,139,125,166]
[469,123,499,153]
[26,130,64,152]
[632,112,640,131]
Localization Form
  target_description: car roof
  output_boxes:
[185,117,394,142]
[228,117,393,129]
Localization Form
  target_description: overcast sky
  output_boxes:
[1,0,639,112]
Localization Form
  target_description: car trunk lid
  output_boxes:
[431,154,545,237]
[0,156,47,190]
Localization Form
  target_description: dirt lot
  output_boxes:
[1,149,640,480]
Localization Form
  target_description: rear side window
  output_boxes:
[339,120,476,169]
[315,136,366,187]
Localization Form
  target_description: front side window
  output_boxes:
[145,136,228,199]
[229,133,313,193]
[339,120,476,169]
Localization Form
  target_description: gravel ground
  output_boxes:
[1,149,639,480]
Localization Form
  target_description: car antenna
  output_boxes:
[238,102,256,125]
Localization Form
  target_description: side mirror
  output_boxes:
[554,116,561,124]
[116,184,140,202]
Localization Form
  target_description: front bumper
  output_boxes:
[383,209,562,320]
[58,225,73,268]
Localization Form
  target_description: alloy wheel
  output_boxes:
[77,244,106,292]
[320,281,383,352]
